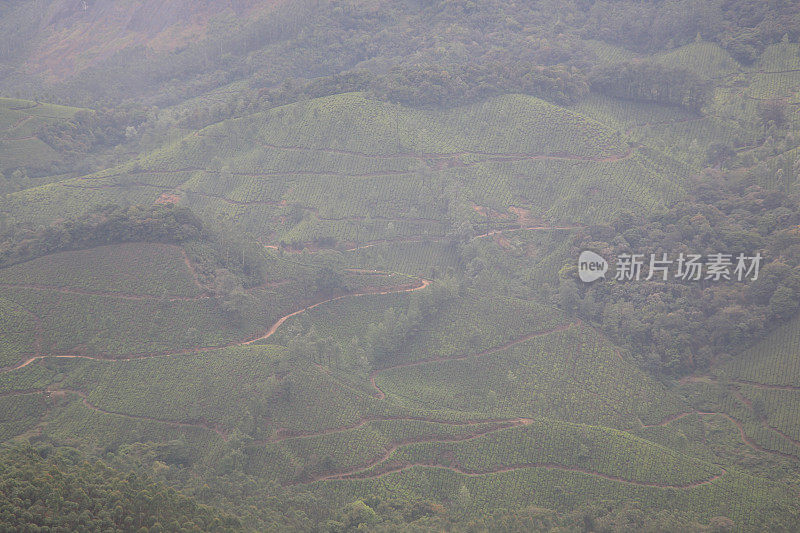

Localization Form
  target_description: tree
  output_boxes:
[314,266,343,296]
[758,100,788,129]
[769,285,799,319]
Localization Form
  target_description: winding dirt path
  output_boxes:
[2,116,34,140]
[304,435,726,489]
[7,115,32,131]
[1,277,430,373]
[243,279,429,346]
[259,416,532,444]
[291,419,534,485]
[368,323,575,399]
[696,411,798,459]
[330,462,726,489]
[259,142,633,166]
[681,375,800,458]
[270,224,583,256]
[47,389,230,440]
[729,388,800,451]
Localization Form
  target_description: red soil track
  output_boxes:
[1,276,430,373]
[9,385,728,492]
[293,419,535,485]
[54,389,229,440]
[259,142,633,166]
[295,413,726,488]
[729,388,800,451]
[324,461,726,490]
[680,373,800,457]
[271,224,583,256]
[242,278,430,346]
[696,411,799,459]
[259,416,533,444]
[7,115,32,131]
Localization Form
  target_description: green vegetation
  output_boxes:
[0,1,800,530]
[0,242,201,297]
[0,445,240,531]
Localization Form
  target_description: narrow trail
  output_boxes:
[242,279,430,346]
[328,462,726,489]
[696,411,798,459]
[681,375,800,458]
[334,462,726,489]
[368,323,576,399]
[304,439,726,488]
[270,224,583,256]
[729,388,800,450]
[471,225,584,240]
[1,277,430,374]
[49,389,229,440]
[292,419,533,485]
[2,116,34,140]
[259,142,633,165]
[262,416,532,446]
[7,115,32,131]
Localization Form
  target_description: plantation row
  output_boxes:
[0,296,39,368]
[0,243,202,298]
[307,462,797,530]
[376,325,688,429]
[343,417,721,487]
[247,418,519,484]
[0,392,47,441]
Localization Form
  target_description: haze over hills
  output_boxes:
[1,1,800,531]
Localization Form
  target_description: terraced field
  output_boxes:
[4,93,692,248]
[0,97,82,176]
[2,20,800,528]
[8,231,797,527]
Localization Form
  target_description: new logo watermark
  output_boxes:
[578,251,762,283]
[578,250,608,282]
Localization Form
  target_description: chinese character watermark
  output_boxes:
[578,251,762,283]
